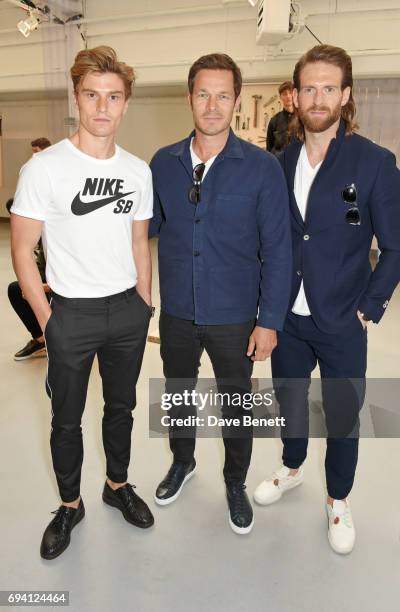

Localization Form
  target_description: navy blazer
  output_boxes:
[149,129,292,330]
[279,119,400,333]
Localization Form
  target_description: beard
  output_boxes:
[298,100,342,133]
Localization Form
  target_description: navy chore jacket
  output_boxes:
[149,129,292,330]
[278,119,400,333]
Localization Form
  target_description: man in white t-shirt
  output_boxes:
[11,46,155,560]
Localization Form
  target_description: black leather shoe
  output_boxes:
[14,338,46,361]
[40,499,85,560]
[154,459,196,506]
[102,482,154,528]
[226,483,254,535]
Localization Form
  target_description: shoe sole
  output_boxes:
[154,464,197,506]
[102,495,154,528]
[14,348,47,361]
[40,509,85,560]
[228,514,254,535]
[253,477,304,506]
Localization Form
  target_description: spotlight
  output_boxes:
[17,11,39,37]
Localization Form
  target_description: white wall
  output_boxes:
[1,0,400,215]
[120,95,193,162]
[1,0,400,95]
[0,96,69,214]
[0,93,193,216]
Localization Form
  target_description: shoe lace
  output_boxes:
[164,464,185,487]
[331,504,352,528]
[50,506,74,534]
[229,484,248,516]
[340,507,352,528]
[119,484,138,510]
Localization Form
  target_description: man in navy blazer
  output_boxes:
[253,45,400,554]
[150,53,292,534]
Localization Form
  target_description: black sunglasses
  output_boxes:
[189,163,206,205]
[342,183,361,225]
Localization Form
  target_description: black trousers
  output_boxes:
[271,312,367,500]
[44,288,151,502]
[8,281,47,339]
[159,311,255,484]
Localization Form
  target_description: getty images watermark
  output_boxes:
[159,388,285,429]
[149,378,400,438]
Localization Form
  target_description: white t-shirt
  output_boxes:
[292,144,322,316]
[190,138,217,177]
[12,139,153,298]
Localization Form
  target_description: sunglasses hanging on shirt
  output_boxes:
[342,183,361,225]
[189,163,206,205]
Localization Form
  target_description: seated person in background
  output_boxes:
[7,199,51,360]
[266,81,294,155]
[7,137,52,360]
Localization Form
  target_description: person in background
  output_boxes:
[266,81,294,155]
[31,137,51,154]
[7,137,52,360]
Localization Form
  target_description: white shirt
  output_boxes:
[292,144,322,316]
[190,138,217,177]
[12,139,153,298]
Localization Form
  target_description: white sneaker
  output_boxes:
[253,465,304,505]
[327,499,356,555]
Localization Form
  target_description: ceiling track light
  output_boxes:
[17,10,39,37]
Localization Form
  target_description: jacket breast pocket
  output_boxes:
[213,194,254,235]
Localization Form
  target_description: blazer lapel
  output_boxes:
[283,139,304,229]
[304,119,347,230]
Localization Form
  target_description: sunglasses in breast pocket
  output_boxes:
[342,183,361,225]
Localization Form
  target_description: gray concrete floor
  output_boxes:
[1,223,400,612]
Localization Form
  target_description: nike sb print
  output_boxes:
[12,139,153,297]
[71,178,135,216]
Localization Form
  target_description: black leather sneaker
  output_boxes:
[154,459,196,506]
[102,482,154,528]
[226,483,254,535]
[14,338,46,361]
[40,498,85,560]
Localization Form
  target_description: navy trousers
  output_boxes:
[271,312,367,499]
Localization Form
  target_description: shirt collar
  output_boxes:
[169,128,245,160]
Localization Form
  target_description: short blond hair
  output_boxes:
[70,46,135,99]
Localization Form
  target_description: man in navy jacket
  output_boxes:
[254,45,400,554]
[150,53,292,534]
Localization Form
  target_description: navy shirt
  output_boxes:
[149,129,292,330]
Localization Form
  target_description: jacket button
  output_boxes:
[194,251,200,257]
[297,270,302,276]
[303,234,310,241]
[195,219,201,224]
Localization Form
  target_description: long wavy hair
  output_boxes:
[291,44,358,140]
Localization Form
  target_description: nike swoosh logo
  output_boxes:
[71,191,135,216]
